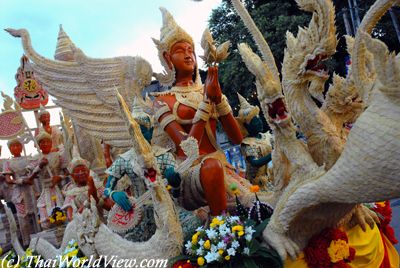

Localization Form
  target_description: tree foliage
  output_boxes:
[209,0,310,116]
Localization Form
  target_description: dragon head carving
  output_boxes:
[238,43,290,129]
[360,31,400,101]
[322,74,363,130]
[282,0,337,90]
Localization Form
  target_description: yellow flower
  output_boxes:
[327,239,350,263]
[225,255,231,261]
[203,240,211,250]
[25,248,32,256]
[238,231,244,237]
[232,225,244,233]
[51,195,57,201]
[232,189,240,195]
[376,201,386,207]
[218,249,224,255]
[65,249,79,258]
[210,217,222,228]
[49,217,55,223]
[192,233,199,244]
[166,185,172,191]
[197,257,205,266]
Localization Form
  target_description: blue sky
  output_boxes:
[0,0,221,158]
[0,0,221,97]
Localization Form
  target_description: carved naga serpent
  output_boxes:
[232,0,400,260]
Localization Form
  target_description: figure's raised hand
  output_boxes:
[205,66,222,104]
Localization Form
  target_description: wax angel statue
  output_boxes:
[5,0,400,266]
[29,130,69,229]
[34,105,64,152]
[2,138,39,246]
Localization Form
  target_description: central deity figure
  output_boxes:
[152,8,246,216]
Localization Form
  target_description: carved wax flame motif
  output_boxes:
[14,55,48,109]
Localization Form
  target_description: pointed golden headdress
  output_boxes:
[237,93,260,124]
[67,145,89,173]
[152,7,200,87]
[131,97,153,129]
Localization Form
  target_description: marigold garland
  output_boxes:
[304,228,355,268]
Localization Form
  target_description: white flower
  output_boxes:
[243,247,250,255]
[245,226,256,235]
[210,244,218,253]
[228,216,240,223]
[227,247,236,256]
[206,229,218,240]
[205,251,219,263]
[245,234,253,242]
[198,239,205,246]
[196,248,204,256]
[185,241,193,253]
[231,240,240,249]
[217,241,226,250]
[219,223,229,236]
[216,215,223,221]
[196,226,204,232]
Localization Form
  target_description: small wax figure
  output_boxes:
[2,138,39,246]
[34,105,63,152]
[104,98,201,242]
[62,156,112,221]
[237,94,273,190]
[30,131,68,229]
[152,8,252,216]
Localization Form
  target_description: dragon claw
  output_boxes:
[263,225,300,261]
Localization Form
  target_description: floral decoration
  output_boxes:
[304,228,355,268]
[170,215,282,268]
[48,207,67,226]
[59,239,89,268]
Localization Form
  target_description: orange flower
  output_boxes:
[327,239,350,263]
[250,185,260,193]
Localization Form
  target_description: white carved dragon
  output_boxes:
[232,0,400,260]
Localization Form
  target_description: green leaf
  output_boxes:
[254,218,270,238]
[249,239,261,255]
[243,257,259,268]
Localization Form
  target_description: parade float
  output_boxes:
[0,0,399,267]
